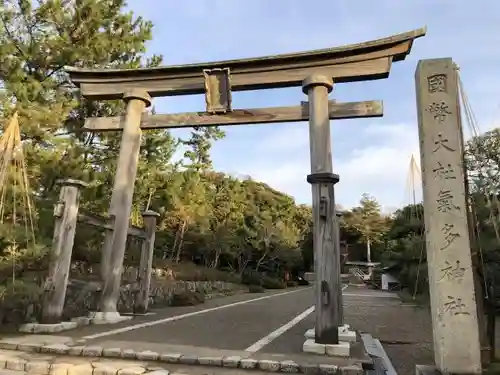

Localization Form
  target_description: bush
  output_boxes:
[153,260,241,283]
[261,276,286,289]
[170,290,205,306]
[0,279,43,326]
[248,285,265,293]
[241,269,262,286]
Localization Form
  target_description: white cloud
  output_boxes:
[125,0,500,211]
[226,122,421,209]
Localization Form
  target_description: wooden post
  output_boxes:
[135,210,160,314]
[415,58,481,374]
[41,179,87,324]
[99,89,151,313]
[100,226,113,283]
[303,74,342,344]
[335,211,344,326]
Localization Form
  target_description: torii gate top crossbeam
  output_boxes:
[66,27,426,100]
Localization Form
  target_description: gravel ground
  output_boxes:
[343,289,434,375]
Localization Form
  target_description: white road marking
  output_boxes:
[243,284,348,353]
[244,305,315,352]
[82,288,309,340]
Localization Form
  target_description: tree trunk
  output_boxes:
[366,238,371,263]
[174,220,187,263]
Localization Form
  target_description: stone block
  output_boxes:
[305,326,356,342]
[339,330,356,343]
[0,340,19,350]
[178,354,198,365]
[197,356,222,366]
[19,322,78,333]
[339,365,364,375]
[17,343,41,353]
[135,350,158,361]
[88,312,132,325]
[415,365,441,375]
[159,353,181,363]
[121,349,137,359]
[146,371,169,375]
[81,346,103,357]
[102,348,122,358]
[67,363,94,375]
[93,364,120,375]
[318,364,338,375]
[18,323,37,333]
[50,362,74,375]
[302,339,325,355]
[304,329,314,340]
[41,344,70,355]
[68,346,84,356]
[299,363,320,375]
[5,358,26,371]
[280,361,299,373]
[26,360,51,374]
[239,358,258,369]
[325,342,350,357]
[117,367,146,375]
[258,359,281,372]
[222,356,241,368]
[71,317,91,326]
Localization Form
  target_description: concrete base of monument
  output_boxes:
[416,365,441,375]
[87,311,132,324]
[304,325,357,343]
[19,321,79,334]
[302,339,351,357]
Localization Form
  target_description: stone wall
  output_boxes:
[1,279,245,326]
[117,279,245,313]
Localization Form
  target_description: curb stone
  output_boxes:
[0,338,364,374]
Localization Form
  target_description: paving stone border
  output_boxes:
[0,339,364,375]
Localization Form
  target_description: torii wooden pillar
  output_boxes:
[65,27,425,339]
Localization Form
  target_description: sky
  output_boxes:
[126,0,500,212]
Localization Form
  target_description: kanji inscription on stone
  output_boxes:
[433,133,456,153]
[439,260,466,281]
[436,189,459,213]
[443,295,470,316]
[440,223,461,250]
[433,161,456,180]
[427,74,447,93]
[428,101,452,123]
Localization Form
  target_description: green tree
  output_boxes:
[343,194,389,263]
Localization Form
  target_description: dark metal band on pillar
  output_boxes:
[306,172,340,185]
[307,173,340,220]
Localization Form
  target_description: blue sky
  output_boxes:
[126,0,500,211]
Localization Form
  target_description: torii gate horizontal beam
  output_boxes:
[83,100,383,132]
[66,28,426,100]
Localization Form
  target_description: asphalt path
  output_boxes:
[60,286,400,355]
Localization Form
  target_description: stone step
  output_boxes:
[0,348,358,375]
[0,336,367,375]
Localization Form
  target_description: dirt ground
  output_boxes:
[344,287,500,375]
[344,288,435,375]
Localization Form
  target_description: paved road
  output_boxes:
[57,286,401,357]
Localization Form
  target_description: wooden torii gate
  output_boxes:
[65,27,425,345]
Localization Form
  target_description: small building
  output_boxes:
[381,273,399,291]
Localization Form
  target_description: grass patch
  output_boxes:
[154,260,241,283]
